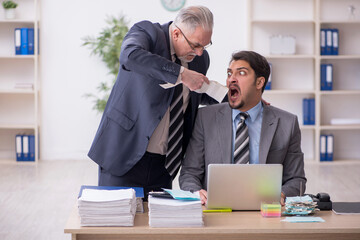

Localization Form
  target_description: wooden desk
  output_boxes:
[65,205,360,240]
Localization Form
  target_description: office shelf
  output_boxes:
[0,0,40,163]
[248,0,360,163]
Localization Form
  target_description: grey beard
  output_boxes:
[178,54,196,63]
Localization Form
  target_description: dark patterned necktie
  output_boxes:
[234,112,250,164]
[165,56,184,179]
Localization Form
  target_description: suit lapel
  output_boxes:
[259,105,278,164]
[216,105,233,164]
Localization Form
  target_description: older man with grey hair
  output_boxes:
[88,6,221,199]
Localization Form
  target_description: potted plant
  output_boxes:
[82,15,129,113]
[2,0,18,19]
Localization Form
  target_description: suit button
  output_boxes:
[158,116,162,120]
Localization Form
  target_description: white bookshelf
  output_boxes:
[248,0,360,163]
[0,0,40,162]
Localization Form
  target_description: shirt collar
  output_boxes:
[231,100,263,122]
[169,23,176,59]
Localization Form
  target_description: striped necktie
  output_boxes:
[165,56,184,179]
[234,112,250,164]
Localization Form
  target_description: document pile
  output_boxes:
[148,190,203,227]
[78,188,137,226]
[79,185,145,213]
[284,196,318,215]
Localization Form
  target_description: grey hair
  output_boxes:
[174,6,213,33]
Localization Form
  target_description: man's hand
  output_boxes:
[181,68,210,91]
[198,189,208,205]
[280,192,286,206]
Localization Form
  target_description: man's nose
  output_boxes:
[226,75,236,86]
[230,75,237,83]
[194,48,203,56]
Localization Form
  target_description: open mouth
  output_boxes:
[229,85,240,99]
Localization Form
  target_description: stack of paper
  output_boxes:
[283,196,318,215]
[148,195,203,228]
[330,118,360,125]
[78,185,144,213]
[78,188,137,226]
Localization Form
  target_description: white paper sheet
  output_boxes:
[160,80,228,103]
[281,217,325,223]
[194,81,228,103]
[79,188,134,202]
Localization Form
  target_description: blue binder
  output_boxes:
[320,135,327,161]
[28,135,35,161]
[20,28,28,55]
[27,28,34,55]
[325,64,333,90]
[302,98,310,125]
[78,185,145,199]
[15,135,23,161]
[309,98,315,125]
[320,64,327,90]
[320,29,326,55]
[326,134,334,161]
[15,28,21,55]
[325,29,332,55]
[332,29,339,55]
[22,135,29,161]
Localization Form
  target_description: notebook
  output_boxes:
[206,164,283,210]
[332,202,360,215]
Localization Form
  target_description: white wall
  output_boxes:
[40,0,248,160]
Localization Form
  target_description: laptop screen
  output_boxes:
[206,164,283,210]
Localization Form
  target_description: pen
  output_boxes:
[203,208,232,213]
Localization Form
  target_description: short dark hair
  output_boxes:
[230,51,270,93]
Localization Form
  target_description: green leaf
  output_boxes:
[2,0,18,9]
[82,15,129,113]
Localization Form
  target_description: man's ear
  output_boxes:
[256,76,265,90]
[172,27,181,41]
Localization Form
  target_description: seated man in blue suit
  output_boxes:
[179,51,307,205]
[88,6,219,199]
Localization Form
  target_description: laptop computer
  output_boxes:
[206,164,283,210]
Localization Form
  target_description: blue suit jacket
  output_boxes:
[88,21,217,176]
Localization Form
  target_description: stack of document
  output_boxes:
[283,196,318,215]
[148,194,203,227]
[78,185,145,213]
[330,118,360,125]
[78,188,137,226]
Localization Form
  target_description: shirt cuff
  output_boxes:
[176,66,185,84]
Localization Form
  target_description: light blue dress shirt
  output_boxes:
[231,101,263,164]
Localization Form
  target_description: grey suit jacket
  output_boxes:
[179,102,306,197]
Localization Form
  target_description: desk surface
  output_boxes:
[65,205,360,240]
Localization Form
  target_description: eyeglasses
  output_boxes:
[174,24,212,52]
